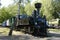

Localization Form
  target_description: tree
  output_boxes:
[24,3,35,15]
[0,7,13,23]
[52,0,60,18]
[40,0,54,20]
[13,0,31,15]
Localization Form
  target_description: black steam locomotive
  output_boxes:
[8,3,48,36]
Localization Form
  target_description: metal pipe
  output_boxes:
[18,0,21,15]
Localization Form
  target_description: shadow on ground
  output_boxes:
[0,35,32,40]
[47,33,60,37]
[0,33,60,40]
[47,33,60,40]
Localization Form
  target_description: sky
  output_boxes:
[1,0,14,7]
[0,0,36,7]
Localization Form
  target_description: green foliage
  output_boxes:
[52,0,60,18]
[0,7,13,23]
[0,0,60,23]
[25,3,35,15]
[7,4,18,16]
[0,4,18,23]
[40,0,54,20]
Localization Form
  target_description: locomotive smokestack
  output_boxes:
[35,3,41,9]
[35,3,42,17]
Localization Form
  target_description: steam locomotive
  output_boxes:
[2,3,48,36]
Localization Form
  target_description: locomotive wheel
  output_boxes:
[32,26,48,37]
[32,27,39,36]
[39,28,47,37]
